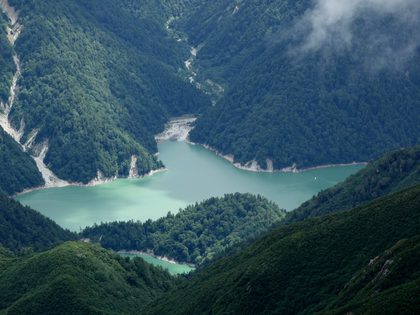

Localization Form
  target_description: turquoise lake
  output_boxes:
[119,252,195,275]
[17,141,363,232]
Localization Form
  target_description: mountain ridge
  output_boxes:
[146,184,420,314]
[185,0,420,170]
[2,0,210,184]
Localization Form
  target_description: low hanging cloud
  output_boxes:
[294,0,420,69]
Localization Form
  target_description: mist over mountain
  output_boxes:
[297,0,420,55]
[188,0,420,170]
[0,1,419,314]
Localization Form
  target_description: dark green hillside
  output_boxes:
[121,0,203,22]
[0,129,44,195]
[176,0,294,84]
[82,193,285,265]
[0,192,75,252]
[285,146,420,223]
[146,185,420,315]
[7,0,210,183]
[1,8,43,195]
[186,0,420,169]
[0,242,176,315]
[0,11,14,103]
[321,236,420,315]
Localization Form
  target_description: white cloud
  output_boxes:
[293,0,420,70]
[301,0,419,51]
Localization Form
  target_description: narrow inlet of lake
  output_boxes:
[119,251,194,275]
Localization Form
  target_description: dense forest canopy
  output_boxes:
[0,129,44,194]
[5,0,210,183]
[186,0,420,169]
[0,191,75,252]
[2,0,419,182]
[0,147,418,313]
[0,11,14,103]
[285,145,420,223]
[82,193,285,264]
[147,184,420,315]
[0,0,418,313]
[0,242,176,314]
[1,10,44,194]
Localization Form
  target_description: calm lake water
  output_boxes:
[17,141,363,231]
[119,252,194,275]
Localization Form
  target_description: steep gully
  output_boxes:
[163,15,294,172]
[1,4,364,191]
[0,0,144,190]
[0,0,69,188]
[164,11,367,173]
[2,9,225,191]
[165,16,224,105]
[0,5,215,190]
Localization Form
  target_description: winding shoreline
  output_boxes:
[180,130,367,174]
[16,115,368,196]
[158,116,368,173]
[15,167,167,196]
[192,142,368,173]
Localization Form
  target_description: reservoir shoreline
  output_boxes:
[193,141,368,173]
[117,250,195,268]
[16,115,367,197]
[16,139,363,231]
[162,116,368,173]
[117,250,195,275]
[14,167,167,197]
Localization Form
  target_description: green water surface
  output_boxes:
[119,252,194,275]
[17,141,363,231]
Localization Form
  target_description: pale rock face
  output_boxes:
[129,155,139,178]
[0,0,70,188]
[184,47,198,85]
[266,159,274,172]
[87,171,116,186]
[232,5,240,15]
[6,23,22,44]
[33,141,69,187]
[23,129,39,151]
[0,54,23,143]
[0,0,18,25]
[155,117,197,143]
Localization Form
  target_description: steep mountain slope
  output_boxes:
[285,145,420,223]
[0,9,43,194]
[0,242,175,315]
[146,185,420,315]
[120,0,203,22]
[82,193,285,265]
[0,128,43,194]
[4,0,210,183]
[0,192,75,252]
[0,10,14,104]
[185,0,420,170]
[321,236,420,315]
